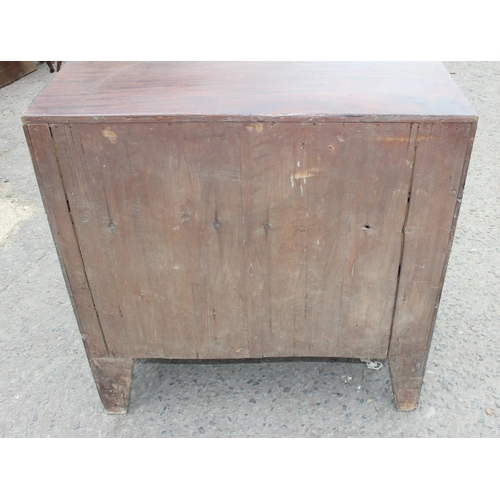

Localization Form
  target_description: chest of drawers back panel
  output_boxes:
[23,63,477,413]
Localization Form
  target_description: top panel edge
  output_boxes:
[23,62,477,120]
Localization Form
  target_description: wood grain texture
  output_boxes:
[49,120,422,361]
[336,122,417,358]
[242,122,415,358]
[23,124,108,359]
[51,122,248,359]
[242,122,325,357]
[23,62,478,412]
[22,62,476,124]
[89,358,134,414]
[389,122,474,411]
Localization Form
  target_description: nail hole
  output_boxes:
[363,224,370,230]
[301,143,305,149]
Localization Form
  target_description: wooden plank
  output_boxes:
[0,61,36,88]
[242,122,315,357]
[389,122,474,411]
[23,124,108,359]
[300,123,350,357]
[23,62,476,123]
[336,122,417,358]
[242,122,414,358]
[51,122,248,359]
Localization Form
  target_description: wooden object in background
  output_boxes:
[22,62,477,413]
[0,62,36,88]
[43,61,63,73]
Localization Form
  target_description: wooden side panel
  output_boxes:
[242,122,413,358]
[24,124,108,359]
[241,122,347,357]
[389,122,473,410]
[51,122,248,359]
[302,124,350,357]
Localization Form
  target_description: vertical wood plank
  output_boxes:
[24,124,108,359]
[51,122,248,359]
[242,122,310,357]
[301,123,349,357]
[336,123,416,358]
[389,122,474,411]
[242,122,412,358]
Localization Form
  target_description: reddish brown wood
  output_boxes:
[22,63,477,413]
[242,122,416,358]
[0,61,36,88]
[23,62,476,124]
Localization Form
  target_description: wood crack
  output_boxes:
[387,122,419,355]
[53,124,110,357]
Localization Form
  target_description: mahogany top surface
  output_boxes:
[23,62,477,123]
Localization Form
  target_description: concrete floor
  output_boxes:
[1,62,499,438]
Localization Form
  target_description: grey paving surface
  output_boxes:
[1,62,499,438]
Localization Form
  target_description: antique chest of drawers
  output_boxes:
[23,62,477,413]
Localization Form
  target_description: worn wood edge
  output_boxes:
[21,114,479,125]
[391,120,476,357]
[23,124,109,359]
[388,353,426,411]
[47,123,113,358]
[418,121,477,356]
[89,358,134,414]
[387,120,476,411]
[406,120,477,358]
